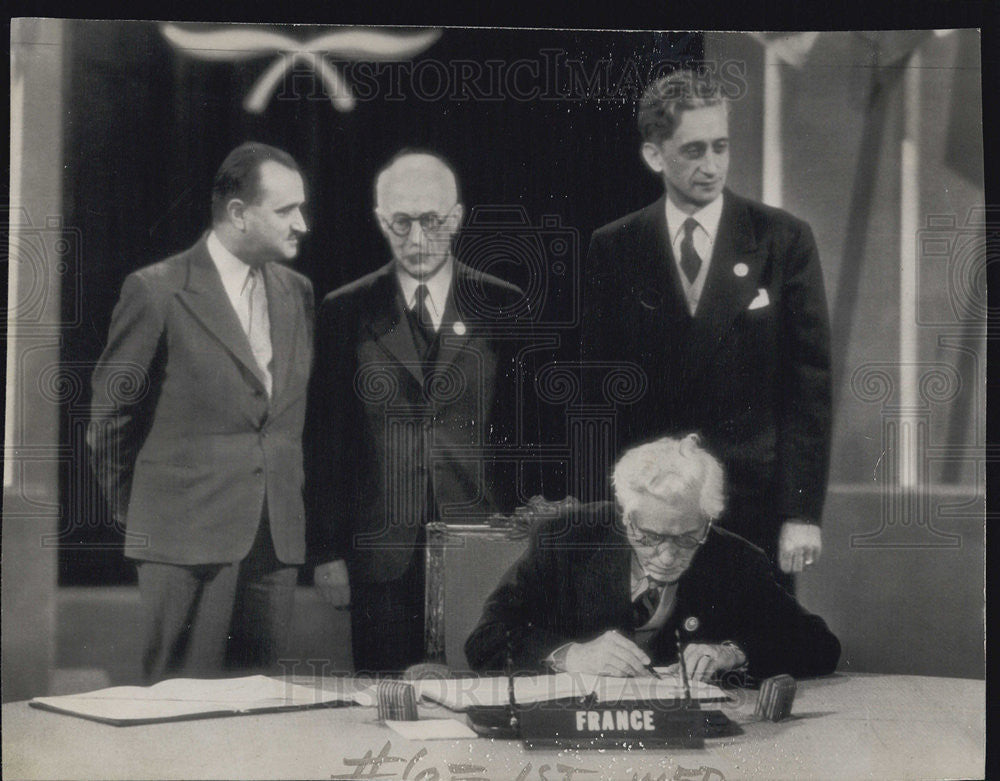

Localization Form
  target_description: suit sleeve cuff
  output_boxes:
[545,643,575,672]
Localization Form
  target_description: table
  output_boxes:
[2,674,984,780]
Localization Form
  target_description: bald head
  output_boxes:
[375,152,458,210]
[374,150,464,281]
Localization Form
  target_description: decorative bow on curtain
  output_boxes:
[160,24,442,113]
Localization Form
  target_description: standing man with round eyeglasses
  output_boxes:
[306,149,526,673]
[466,434,840,681]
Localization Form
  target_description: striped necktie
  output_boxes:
[633,580,664,627]
[244,267,273,397]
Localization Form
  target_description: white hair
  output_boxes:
[611,433,725,521]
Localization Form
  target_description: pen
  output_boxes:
[645,663,664,679]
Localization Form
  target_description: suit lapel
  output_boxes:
[681,192,766,385]
[434,263,473,372]
[664,531,725,644]
[576,527,633,630]
[263,262,299,405]
[634,200,692,330]
[175,239,270,396]
[365,265,425,384]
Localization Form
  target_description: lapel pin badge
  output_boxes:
[453,321,466,335]
[733,263,749,278]
[639,287,662,310]
[684,616,700,633]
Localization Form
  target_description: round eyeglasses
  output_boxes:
[383,206,457,237]
[625,517,712,552]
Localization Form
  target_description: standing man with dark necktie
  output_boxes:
[88,142,314,681]
[307,149,525,673]
[580,70,832,590]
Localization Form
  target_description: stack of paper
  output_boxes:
[30,675,375,725]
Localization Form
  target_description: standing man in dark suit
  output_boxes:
[581,70,832,587]
[88,142,314,682]
[308,150,525,673]
[466,434,840,681]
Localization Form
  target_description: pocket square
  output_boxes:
[748,288,770,310]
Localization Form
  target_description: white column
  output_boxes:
[3,18,64,701]
[5,32,26,489]
[762,45,783,208]
[899,51,921,490]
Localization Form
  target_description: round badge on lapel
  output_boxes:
[733,263,749,278]
[638,287,663,310]
[453,321,466,335]
[684,616,700,633]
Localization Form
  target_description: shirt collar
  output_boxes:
[206,230,255,294]
[664,192,725,245]
[395,257,455,320]
[630,552,678,602]
[629,554,647,600]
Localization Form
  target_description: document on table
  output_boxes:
[411,672,726,711]
[29,675,375,725]
[385,719,478,740]
[591,670,728,703]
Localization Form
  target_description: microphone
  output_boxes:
[506,629,519,733]
[675,628,692,705]
[465,629,521,739]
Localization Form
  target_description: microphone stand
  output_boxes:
[466,629,522,738]
[506,629,520,735]
[675,628,692,706]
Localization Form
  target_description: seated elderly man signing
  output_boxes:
[465,435,840,681]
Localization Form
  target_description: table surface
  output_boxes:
[2,673,984,781]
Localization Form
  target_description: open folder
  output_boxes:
[29,675,376,726]
[411,671,728,711]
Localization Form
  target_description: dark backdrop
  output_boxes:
[58,22,705,584]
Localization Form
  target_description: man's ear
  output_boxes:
[226,198,247,231]
[373,209,392,239]
[446,204,465,253]
[640,142,665,174]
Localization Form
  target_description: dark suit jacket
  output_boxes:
[306,261,525,583]
[581,191,831,542]
[465,502,841,680]
[88,236,314,565]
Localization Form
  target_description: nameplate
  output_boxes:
[516,698,734,750]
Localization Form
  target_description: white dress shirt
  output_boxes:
[665,193,724,316]
[207,230,262,335]
[395,258,454,332]
[206,231,273,393]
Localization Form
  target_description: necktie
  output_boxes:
[245,267,273,397]
[410,284,436,359]
[679,217,702,284]
[414,284,435,331]
[632,580,663,627]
